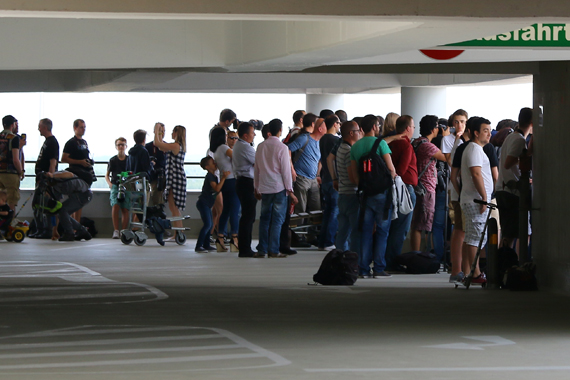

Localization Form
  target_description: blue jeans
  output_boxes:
[319,182,339,248]
[336,193,360,253]
[258,190,288,254]
[385,184,416,270]
[196,199,213,249]
[432,187,447,262]
[359,191,392,275]
[218,178,241,236]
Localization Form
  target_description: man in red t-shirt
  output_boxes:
[385,116,418,271]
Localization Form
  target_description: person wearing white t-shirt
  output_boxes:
[442,109,469,283]
[459,117,493,285]
[494,108,533,254]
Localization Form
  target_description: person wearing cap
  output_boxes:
[0,115,24,210]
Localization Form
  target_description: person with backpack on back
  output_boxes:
[410,115,447,252]
[282,110,305,144]
[350,114,397,279]
[0,115,23,212]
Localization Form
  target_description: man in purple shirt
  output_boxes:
[254,119,298,258]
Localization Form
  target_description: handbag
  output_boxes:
[392,176,414,216]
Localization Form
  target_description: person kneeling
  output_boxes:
[44,171,93,242]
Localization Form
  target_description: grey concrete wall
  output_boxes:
[533,61,570,293]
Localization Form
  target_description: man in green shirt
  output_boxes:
[350,114,397,279]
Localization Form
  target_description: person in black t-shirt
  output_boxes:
[195,156,230,252]
[30,118,60,239]
[106,137,130,239]
[61,119,94,223]
[318,114,341,250]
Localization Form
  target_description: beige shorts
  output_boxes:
[0,173,20,205]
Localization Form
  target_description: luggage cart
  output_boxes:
[118,173,189,246]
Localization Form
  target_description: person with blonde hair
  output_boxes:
[153,124,187,229]
[383,112,400,137]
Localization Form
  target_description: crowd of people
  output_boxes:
[0,116,187,242]
[197,107,533,284]
[0,106,534,286]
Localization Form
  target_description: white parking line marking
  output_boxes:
[0,291,157,303]
[305,366,570,373]
[0,344,242,359]
[0,325,291,373]
[0,353,265,370]
[0,261,168,304]
[15,326,196,338]
[425,336,516,350]
[0,334,221,350]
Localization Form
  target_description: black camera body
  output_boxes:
[232,119,264,131]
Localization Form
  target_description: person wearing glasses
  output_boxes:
[106,137,130,239]
[333,121,362,253]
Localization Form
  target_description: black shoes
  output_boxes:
[74,229,92,241]
[280,248,297,255]
[58,234,75,242]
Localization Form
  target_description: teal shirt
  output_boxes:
[350,136,392,162]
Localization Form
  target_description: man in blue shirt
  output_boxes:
[288,116,326,216]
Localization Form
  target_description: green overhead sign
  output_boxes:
[447,24,570,47]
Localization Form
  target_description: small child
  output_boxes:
[195,156,229,252]
[105,137,130,239]
[0,190,14,238]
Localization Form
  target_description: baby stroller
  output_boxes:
[118,172,190,246]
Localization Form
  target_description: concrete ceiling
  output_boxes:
[1,1,570,92]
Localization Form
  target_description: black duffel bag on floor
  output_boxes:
[395,251,440,274]
[313,249,359,285]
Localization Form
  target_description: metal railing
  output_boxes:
[21,160,206,191]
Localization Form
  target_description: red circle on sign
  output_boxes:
[420,49,464,60]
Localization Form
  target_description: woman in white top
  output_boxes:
[210,127,241,252]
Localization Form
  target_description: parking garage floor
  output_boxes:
[0,237,568,380]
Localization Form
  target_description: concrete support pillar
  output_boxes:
[532,61,570,293]
[401,87,447,138]
[306,94,345,116]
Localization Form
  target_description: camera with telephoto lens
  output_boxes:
[249,119,264,131]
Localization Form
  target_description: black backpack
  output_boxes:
[313,249,359,285]
[497,245,519,287]
[80,217,98,238]
[395,251,440,274]
[357,137,392,197]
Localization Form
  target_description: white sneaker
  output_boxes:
[112,230,120,239]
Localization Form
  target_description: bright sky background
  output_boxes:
[0,81,532,189]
